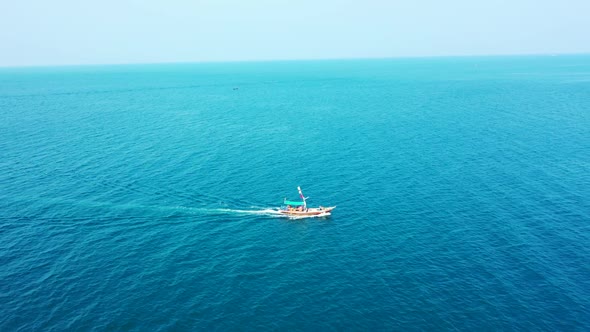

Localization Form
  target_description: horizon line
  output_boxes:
[1,52,588,69]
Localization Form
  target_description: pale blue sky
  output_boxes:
[1,0,589,66]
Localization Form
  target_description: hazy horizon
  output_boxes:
[1,52,589,69]
[1,0,589,67]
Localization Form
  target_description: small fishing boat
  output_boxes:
[278,186,335,217]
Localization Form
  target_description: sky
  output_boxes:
[1,0,589,67]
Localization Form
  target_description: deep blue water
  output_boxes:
[1,56,589,330]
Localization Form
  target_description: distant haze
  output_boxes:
[1,0,589,67]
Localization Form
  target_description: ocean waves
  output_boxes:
[1,56,590,330]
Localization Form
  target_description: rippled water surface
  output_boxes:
[1,56,589,330]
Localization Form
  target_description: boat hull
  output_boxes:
[278,206,336,217]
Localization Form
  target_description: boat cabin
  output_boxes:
[284,199,306,211]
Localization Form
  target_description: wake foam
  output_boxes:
[212,208,283,216]
[171,206,331,219]
[29,195,330,220]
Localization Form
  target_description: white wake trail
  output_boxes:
[212,208,283,216]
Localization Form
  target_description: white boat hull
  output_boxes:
[277,206,336,217]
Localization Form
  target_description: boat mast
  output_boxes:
[297,186,307,209]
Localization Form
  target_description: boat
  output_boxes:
[278,186,335,217]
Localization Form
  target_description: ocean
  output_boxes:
[1,55,589,330]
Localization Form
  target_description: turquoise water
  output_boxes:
[1,56,589,330]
